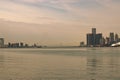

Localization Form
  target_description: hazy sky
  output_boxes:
[0,0,120,46]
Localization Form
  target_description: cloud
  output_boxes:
[0,0,62,24]
[0,0,120,25]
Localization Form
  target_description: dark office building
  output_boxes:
[92,28,96,34]
[115,34,119,43]
[87,34,94,46]
[106,37,110,45]
[109,32,114,44]
[87,28,102,47]
[0,38,4,48]
[95,33,102,45]
[20,42,24,47]
[100,37,106,46]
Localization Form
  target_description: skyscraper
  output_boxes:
[100,37,105,46]
[95,33,102,45]
[105,37,110,45]
[87,34,94,46]
[115,34,119,43]
[92,28,96,46]
[109,32,114,44]
[87,28,102,47]
[92,28,96,35]
[0,38,4,48]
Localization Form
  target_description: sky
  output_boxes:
[0,0,120,46]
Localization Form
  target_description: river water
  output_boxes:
[0,48,120,80]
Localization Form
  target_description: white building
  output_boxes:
[111,42,120,47]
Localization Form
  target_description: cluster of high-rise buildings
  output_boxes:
[86,28,120,47]
[0,38,42,48]
[1,28,120,48]
[7,42,29,48]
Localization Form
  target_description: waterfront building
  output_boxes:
[87,28,102,47]
[87,33,94,47]
[8,43,19,48]
[0,38,4,48]
[115,34,119,43]
[109,32,114,44]
[95,33,102,46]
[92,28,96,35]
[100,37,105,46]
[20,42,24,47]
[80,41,85,47]
[105,37,110,45]
[119,38,120,42]
[25,44,29,47]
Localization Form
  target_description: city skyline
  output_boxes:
[1,28,120,48]
[86,28,120,47]
[0,0,120,46]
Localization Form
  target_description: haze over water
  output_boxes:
[0,48,120,80]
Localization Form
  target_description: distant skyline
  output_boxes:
[0,0,120,46]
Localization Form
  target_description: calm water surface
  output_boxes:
[0,48,120,80]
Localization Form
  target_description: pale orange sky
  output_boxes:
[0,0,120,46]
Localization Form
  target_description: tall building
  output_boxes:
[109,32,114,44]
[87,28,102,47]
[87,34,94,46]
[100,37,105,46]
[95,33,102,45]
[92,28,96,35]
[106,37,110,45]
[115,34,119,43]
[20,42,24,47]
[0,38,4,48]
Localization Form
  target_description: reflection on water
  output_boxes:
[0,48,120,80]
[86,49,120,80]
